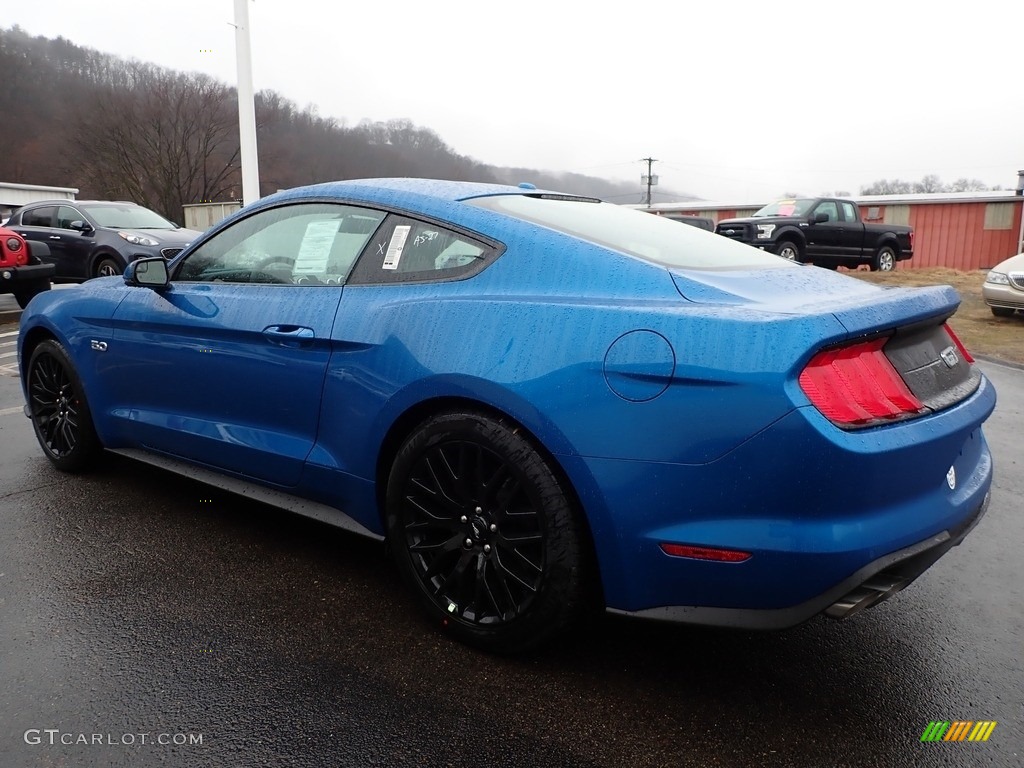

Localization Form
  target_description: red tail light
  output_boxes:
[943,323,974,364]
[799,337,924,427]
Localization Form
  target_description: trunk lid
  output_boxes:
[671,266,980,417]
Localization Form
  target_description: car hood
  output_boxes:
[992,252,1024,272]
[671,265,961,335]
[716,216,795,227]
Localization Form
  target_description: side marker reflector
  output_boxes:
[660,543,752,563]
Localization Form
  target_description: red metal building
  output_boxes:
[636,189,1024,271]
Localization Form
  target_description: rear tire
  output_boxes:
[26,340,103,472]
[871,246,897,272]
[386,411,590,653]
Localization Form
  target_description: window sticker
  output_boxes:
[293,220,342,274]
[382,225,411,270]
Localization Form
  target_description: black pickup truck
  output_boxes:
[715,198,914,271]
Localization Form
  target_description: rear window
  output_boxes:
[468,195,788,270]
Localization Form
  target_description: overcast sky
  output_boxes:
[6,0,1022,202]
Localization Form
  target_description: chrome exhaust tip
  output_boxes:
[825,574,910,620]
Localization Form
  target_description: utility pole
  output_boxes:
[640,157,658,207]
[234,0,260,206]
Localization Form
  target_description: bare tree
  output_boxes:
[860,178,915,195]
[74,64,241,220]
[948,178,990,192]
[862,175,998,196]
[913,174,944,193]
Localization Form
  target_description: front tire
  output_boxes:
[386,411,590,653]
[26,340,103,472]
[871,246,897,272]
[990,306,1016,318]
[94,256,123,278]
[776,240,802,262]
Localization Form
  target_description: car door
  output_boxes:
[52,204,97,279]
[838,201,867,258]
[13,205,60,265]
[804,200,843,258]
[104,201,386,486]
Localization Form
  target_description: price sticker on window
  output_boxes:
[382,225,411,270]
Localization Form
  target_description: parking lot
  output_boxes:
[0,318,1021,767]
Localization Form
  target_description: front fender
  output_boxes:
[18,282,127,441]
[771,226,806,248]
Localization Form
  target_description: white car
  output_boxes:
[982,253,1024,317]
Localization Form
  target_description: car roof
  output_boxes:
[16,199,140,208]
[274,178,558,205]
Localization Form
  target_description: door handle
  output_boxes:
[49,235,61,240]
[263,325,315,348]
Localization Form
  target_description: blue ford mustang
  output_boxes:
[18,179,995,652]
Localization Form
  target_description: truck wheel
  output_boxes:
[13,280,51,309]
[776,240,802,262]
[871,246,897,272]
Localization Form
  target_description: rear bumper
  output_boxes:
[561,371,995,623]
[609,490,990,629]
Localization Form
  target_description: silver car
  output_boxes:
[983,252,1024,317]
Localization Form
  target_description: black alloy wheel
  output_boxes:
[27,340,102,472]
[386,412,590,652]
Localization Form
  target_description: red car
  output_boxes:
[0,226,53,308]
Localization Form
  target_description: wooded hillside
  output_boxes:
[0,26,678,220]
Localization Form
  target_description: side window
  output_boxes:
[348,215,494,285]
[840,202,858,222]
[22,206,56,228]
[813,201,839,222]
[175,203,385,285]
[56,206,84,229]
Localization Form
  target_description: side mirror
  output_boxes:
[124,257,169,289]
[69,220,93,232]
[812,212,829,224]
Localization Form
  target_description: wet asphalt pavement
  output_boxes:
[0,325,1021,767]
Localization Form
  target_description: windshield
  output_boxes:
[752,199,816,218]
[81,203,176,229]
[469,195,788,270]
